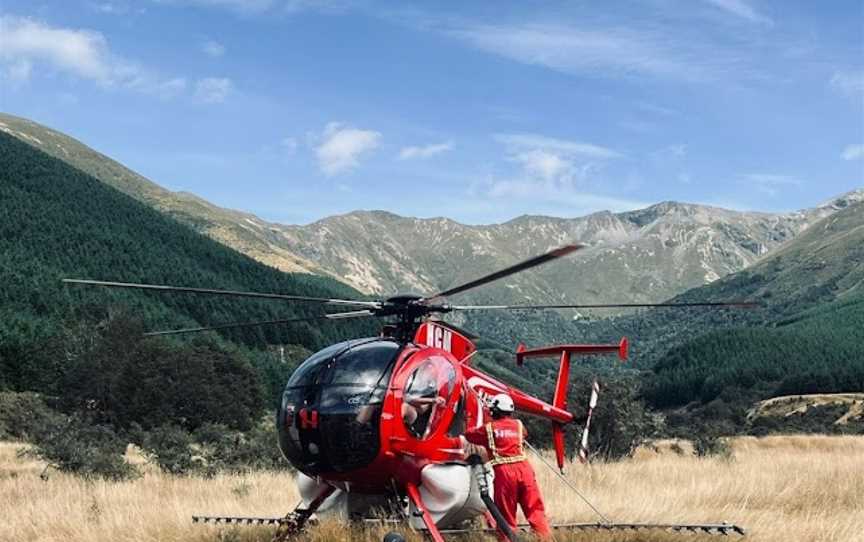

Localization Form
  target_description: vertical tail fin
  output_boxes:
[578,379,601,464]
[551,350,571,471]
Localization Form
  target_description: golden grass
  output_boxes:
[1,435,862,542]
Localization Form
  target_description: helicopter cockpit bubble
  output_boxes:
[401,355,457,439]
[278,338,401,475]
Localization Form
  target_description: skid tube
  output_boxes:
[192,516,745,538]
[440,521,746,537]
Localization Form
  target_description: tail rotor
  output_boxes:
[578,379,601,464]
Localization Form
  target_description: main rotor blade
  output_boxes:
[143,310,376,336]
[423,243,584,302]
[451,301,759,310]
[62,279,381,308]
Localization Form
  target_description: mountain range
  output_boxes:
[2,111,862,437]
[2,112,862,313]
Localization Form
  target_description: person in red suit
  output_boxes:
[462,393,552,540]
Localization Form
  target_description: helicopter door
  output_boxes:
[401,355,457,440]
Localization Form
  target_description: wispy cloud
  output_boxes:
[493,132,621,196]
[315,122,381,176]
[474,131,635,214]
[741,173,802,196]
[495,133,622,160]
[478,175,646,215]
[154,0,352,14]
[448,23,720,83]
[703,0,773,26]
[194,77,234,103]
[0,15,234,102]
[842,144,864,161]
[398,141,453,160]
[154,0,277,13]
[201,40,226,57]
[88,1,135,15]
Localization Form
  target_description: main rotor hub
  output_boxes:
[385,294,424,305]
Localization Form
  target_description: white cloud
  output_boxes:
[154,0,350,14]
[742,173,802,196]
[478,131,633,213]
[398,141,453,160]
[149,77,188,99]
[201,40,226,57]
[194,77,234,103]
[515,149,570,180]
[495,133,622,160]
[703,0,773,26]
[494,133,621,187]
[154,0,277,12]
[0,15,114,82]
[449,23,715,83]
[480,176,646,214]
[89,2,131,14]
[830,70,864,97]
[0,15,192,98]
[842,144,864,161]
[315,122,381,176]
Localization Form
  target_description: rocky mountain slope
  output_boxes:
[273,197,861,307]
[2,112,861,310]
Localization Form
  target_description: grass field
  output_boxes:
[1,435,862,542]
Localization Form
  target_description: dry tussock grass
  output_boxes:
[1,435,862,542]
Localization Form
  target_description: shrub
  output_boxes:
[0,391,62,441]
[141,424,201,476]
[693,434,734,460]
[142,421,289,476]
[27,414,139,481]
[195,421,288,473]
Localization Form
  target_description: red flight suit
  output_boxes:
[464,417,552,539]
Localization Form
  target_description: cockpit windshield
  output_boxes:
[278,338,400,475]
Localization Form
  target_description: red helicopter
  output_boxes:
[65,243,748,541]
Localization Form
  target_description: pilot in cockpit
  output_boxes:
[401,371,446,437]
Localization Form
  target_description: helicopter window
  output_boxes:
[402,356,457,440]
[285,339,361,388]
[325,340,400,391]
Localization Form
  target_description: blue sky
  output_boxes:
[1,0,862,224]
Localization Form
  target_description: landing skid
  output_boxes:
[193,516,746,538]
[440,521,746,537]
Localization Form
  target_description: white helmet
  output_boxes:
[489,393,515,414]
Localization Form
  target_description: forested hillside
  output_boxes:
[644,200,864,412]
[480,200,864,438]
[0,131,376,393]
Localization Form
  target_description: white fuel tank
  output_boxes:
[409,463,494,529]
